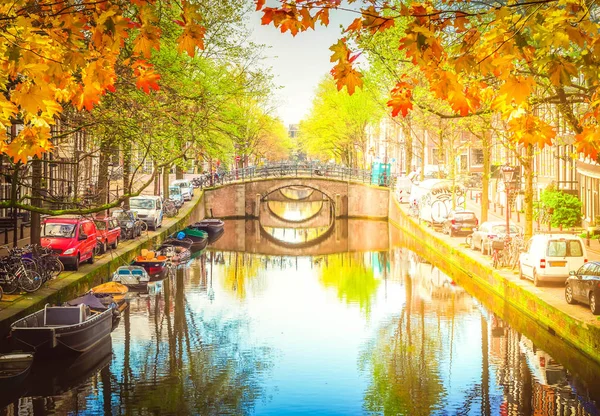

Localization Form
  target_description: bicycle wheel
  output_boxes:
[18,269,43,293]
[46,257,64,278]
[492,252,499,269]
[1,274,18,294]
[139,221,148,233]
[465,235,472,247]
[20,258,38,272]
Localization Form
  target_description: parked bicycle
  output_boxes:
[163,199,179,217]
[0,246,43,294]
[22,244,63,283]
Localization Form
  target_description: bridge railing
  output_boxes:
[200,163,392,188]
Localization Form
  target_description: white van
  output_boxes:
[129,196,163,230]
[409,179,465,225]
[171,179,193,201]
[394,176,413,203]
[519,234,587,286]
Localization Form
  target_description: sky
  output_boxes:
[247,8,355,127]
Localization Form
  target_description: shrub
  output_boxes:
[539,189,582,228]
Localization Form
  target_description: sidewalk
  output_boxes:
[464,193,600,262]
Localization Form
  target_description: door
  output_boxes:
[83,222,96,258]
[573,263,591,301]
[583,264,600,301]
[78,224,89,260]
[520,239,534,277]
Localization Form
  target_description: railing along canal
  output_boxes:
[199,163,392,188]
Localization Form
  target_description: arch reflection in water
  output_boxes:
[265,200,326,222]
[278,186,314,201]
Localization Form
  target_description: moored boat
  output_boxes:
[189,218,224,237]
[112,265,151,291]
[0,353,34,387]
[180,227,208,251]
[208,227,225,245]
[10,303,113,356]
[131,249,168,274]
[159,237,194,250]
[157,244,191,263]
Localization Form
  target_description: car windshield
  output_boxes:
[169,187,181,195]
[114,211,130,221]
[491,224,520,234]
[43,223,75,238]
[130,199,155,209]
[94,220,106,230]
[455,212,476,220]
[547,240,583,257]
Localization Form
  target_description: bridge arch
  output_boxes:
[260,180,336,203]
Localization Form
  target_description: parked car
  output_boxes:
[93,216,121,253]
[565,261,600,314]
[112,209,142,239]
[171,179,193,201]
[168,185,184,208]
[441,210,479,237]
[520,234,587,287]
[129,196,163,230]
[41,215,98,270]
[470,221,522,255]
[394,175,413,203]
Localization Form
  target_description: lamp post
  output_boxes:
[501,164,517,238]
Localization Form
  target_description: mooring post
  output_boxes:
[255,194,261,217]
[335,194,341,217]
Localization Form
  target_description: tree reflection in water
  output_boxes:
[102,261,273,415]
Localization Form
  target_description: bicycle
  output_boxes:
[164,199,178,217]
[490,238,509,269]
[23,244,63,283]
[0,249,43,293]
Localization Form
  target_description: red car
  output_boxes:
[41,216,98,271]
[93,216,121,254]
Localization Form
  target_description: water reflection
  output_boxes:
[266,200,325,222]
[2,223,600,415]
[278,186,315,200]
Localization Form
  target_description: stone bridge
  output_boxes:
[203,177,389,219]
[209,219,389,256]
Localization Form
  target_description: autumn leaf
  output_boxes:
[177,25,206,56]
[498,76,535,105]
[330,38,349,63]
[255,0,266,11]
[7,125,53,164]
[508,114,556,148]
[548,59,577,86]
[135,66,161,94]
[387,82,413,117]
[575,127,600,160]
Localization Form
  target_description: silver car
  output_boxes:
[470,221,522,255]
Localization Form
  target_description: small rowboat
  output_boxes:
[112,265,150,291]
[157,244,191,263]
[189,218,224,237]
[180,228,208,251]
[159,237,194,250]
[0,353,34,387]
[131,249,168,274]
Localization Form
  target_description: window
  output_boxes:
[471,148,484,165]
[568,240,583,257]
[79,224,85,237]
[43,223,75,237]
[547,240,583,257]
[94,220,106,230]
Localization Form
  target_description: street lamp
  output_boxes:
[501,164,517,238]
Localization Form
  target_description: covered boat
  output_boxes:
[66,291,126,329]
[112,265,150,291]
[180,228,208,251]
[208,227,225,245]
[0,353,34,387]
[159,237,194,250]
[131,249,168,274]
[189,218,224,237]
[10,303,113,356]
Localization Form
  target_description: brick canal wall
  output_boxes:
[0,192,206,339]
[388,196,600,369]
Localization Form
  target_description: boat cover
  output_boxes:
[66,293,108,310]
[92,282,129,294]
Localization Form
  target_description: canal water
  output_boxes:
[2,189,600,415]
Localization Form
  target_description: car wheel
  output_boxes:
[519,265,525,280]
[565,284,576,304]
[74,255,80,271]
[88,249,95,264]
[533,269,541,287]
[449,227,455,237]
[470,236,476,250]
[101,241,108,254]
[591,293,600,315]
[112,237,119,249]
[481,240,486,255]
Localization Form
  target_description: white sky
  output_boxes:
[248,8,355,127]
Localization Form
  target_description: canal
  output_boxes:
[2,190,600,415]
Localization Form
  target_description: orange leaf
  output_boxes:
[548,59,577,87]
[387,82,413,117]
[329,38,348,63]
[177,25,206,56]
[135,67,161,93]
[575,127,600,160]
[508,114,556,148]
[255,0,265,11]
[497,76,535,106]
[6,126,53,164]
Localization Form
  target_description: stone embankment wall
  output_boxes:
[388,196,600,369]
[0,193,206,338]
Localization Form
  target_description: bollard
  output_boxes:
[587,231,590,246]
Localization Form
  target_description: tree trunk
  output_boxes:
[523,145,534,239]
[481,131,491,223]
[122,141,131,210]
[419,136,425,181]
[403,122,413,175]
[176,165,184,180]
[96,139,110,207]
[162,165,170,199]
[30,157,42,245]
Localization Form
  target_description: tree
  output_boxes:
[300,76,382,166]
[540,188,583,228]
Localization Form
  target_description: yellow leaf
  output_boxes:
[498,76,535,105]
[548,59,577,86]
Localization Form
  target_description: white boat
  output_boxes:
[111,266,150,291]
